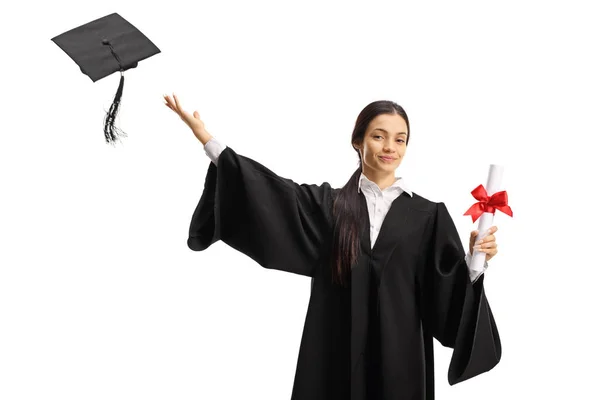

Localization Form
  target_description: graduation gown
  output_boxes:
[187,146,501,400]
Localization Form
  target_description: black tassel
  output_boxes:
[103,70,127,145]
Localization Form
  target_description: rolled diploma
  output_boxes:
[471,164,504,275]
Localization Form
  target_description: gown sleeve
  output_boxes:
[421,201,502,385]
[187,145,332,277]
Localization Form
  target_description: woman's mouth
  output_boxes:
[379,156,396,163]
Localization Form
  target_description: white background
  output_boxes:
[1,0,598,398]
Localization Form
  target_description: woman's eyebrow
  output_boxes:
[373,128,407,135]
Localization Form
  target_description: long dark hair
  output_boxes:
[330,101,411,287]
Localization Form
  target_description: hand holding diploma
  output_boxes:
[464,164,514,274]
[469,225,499,261]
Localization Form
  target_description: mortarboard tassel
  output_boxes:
[102,70,127,144]
[103,70,127,144]
[103,39,128,145]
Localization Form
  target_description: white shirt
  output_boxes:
[203,137,486,282]
[358,173,413,251]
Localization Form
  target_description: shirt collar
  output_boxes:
[357,172,413,197]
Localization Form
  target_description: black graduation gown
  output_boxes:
[187,146,501,400]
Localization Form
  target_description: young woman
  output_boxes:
[164,94,501,400]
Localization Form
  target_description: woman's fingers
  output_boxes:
[164,94,206,135]
[171,94,194,125]
[164,95,186,121]
[164,95,176,111]
[173,93,182,112]
[164,95,180,111]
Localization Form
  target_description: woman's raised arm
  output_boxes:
[164,94,333,278]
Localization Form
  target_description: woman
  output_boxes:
[164,94,501,400]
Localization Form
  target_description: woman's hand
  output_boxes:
[164,93,212,144]
[469,225,498,262]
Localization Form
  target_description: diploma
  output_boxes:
[464,164,513,275]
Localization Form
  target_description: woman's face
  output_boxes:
[353,113,408,175]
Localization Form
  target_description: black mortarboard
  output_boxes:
[51,13,161,144]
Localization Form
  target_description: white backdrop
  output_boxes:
[1,0,598,398]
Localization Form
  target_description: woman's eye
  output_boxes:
[374,136,404,143]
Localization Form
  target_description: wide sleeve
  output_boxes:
[187,146,333,277]
[421,202,501,385]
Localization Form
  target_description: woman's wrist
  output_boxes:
[194,129,213,146]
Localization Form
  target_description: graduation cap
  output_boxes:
[51,13,161,144]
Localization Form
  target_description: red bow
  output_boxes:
[464,184,513,223]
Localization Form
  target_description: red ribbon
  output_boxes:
[464,184,513,223]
